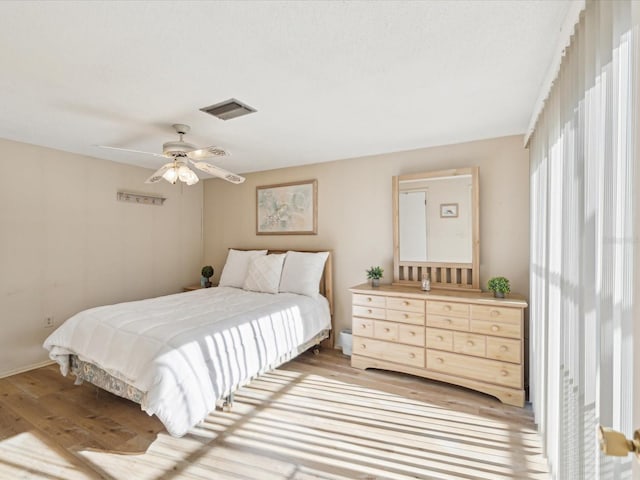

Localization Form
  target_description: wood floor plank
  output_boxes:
[0,350,549,479]
[0,401,34,441]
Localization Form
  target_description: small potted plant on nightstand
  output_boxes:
[201,265,214,288]
[487,276,510,298]
[366,266,384,287]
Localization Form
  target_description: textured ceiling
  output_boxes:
[0,0,572,175]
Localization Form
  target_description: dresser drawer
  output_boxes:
[387,297,425,313]
[427,300,469,318]
[352,305,386,320]
[426,328,453,351]
[386,309,425,325]
[426,350,522,389]
[486,337,521,363]
[398,324,425,347]
[353,337,424,368]
[353,294,386,308]
[470,319,521,339]
[352,317,374,337]
[373,320,398,342]
[453,332,486,357]
[471,305,521,324]
[426,314,469,332]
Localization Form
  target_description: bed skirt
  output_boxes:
[69,328,330,407]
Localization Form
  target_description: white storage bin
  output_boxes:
[339,329,353,356]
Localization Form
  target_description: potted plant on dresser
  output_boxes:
[487,276,511,298]
[366,266,384,287]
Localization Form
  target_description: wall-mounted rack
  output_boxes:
[117,191,166,206]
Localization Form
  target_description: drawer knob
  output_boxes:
[361,324,367,329]
[361,344,367,349]
[499,345,508,352]
[367,297,372,302]
[467,340,474,347]
[500,369,508,377]
[491,325,500,332]
[445,318,452,324]
[436,357,444,364]
[409,353,416,359]
[444,305,452,311]
[403,313,409,319]
[367,309,373,314]
[384,327,390,333]
[403,301,410,306]
[437,335,444,341]
[409,331,416,336]
[490,310,500,317]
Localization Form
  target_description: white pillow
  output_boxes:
[218,249,268,288]
[279,251,330,297]
[243,254,286,294]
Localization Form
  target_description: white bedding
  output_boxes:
[43,286,331,437]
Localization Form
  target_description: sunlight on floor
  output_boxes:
[0,431,95,480]
[72,368,548,480]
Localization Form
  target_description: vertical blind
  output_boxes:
[528,1,639,478]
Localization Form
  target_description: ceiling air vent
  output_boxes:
[200,98,256,121]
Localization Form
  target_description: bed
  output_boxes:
[43,249,334,437]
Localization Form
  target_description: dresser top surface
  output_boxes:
[349,283,528,308]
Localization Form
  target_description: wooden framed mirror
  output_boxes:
[392,167,480,291]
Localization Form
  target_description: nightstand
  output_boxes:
[183,285,204,292]
[183,284,217,292]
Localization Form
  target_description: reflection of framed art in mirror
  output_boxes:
[440,203,458,218]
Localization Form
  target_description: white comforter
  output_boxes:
[43,286,330,437]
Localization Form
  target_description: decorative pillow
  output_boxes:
[218,249,268,288]
[279,251,330,297]
[243,254,286,294]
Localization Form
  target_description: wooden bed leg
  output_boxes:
[222,393,234,412]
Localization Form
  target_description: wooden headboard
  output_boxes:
[232,249,334,347]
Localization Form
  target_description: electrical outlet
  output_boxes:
[44,316,54,328]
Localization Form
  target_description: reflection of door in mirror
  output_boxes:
[399,190,427,261]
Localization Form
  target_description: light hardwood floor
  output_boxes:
[0,350,549,480]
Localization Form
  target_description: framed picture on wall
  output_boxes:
[440,203,458,218]
[256,179,318,235]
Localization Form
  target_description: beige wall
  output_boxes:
[0,138,203,377]
[203,134,530,340]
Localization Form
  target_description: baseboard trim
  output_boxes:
[0,359,56,379]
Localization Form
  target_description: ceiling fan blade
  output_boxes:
[190,161,245,184]
[144,162,174,184]
[96,145,167,158]
[186,145,229,160]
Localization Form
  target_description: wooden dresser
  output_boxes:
[349,283,528,406]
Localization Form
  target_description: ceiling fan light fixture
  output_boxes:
[178,165,199,185]
[162,167,179,184]
[178,165,191,182]
[185,172,199,186]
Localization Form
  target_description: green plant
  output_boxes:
[366,266,384,280]
[201,265,214,279]
[487,276,511,294]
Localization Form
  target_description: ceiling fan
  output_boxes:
[98,124,245,186]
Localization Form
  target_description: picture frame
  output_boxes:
[256,179,318,235]
[440,203,458,218]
